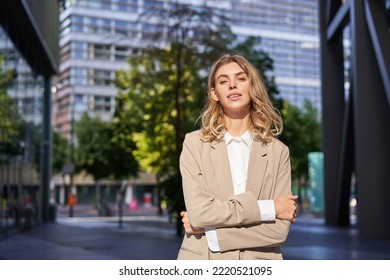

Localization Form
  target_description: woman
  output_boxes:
[177,54,297,260]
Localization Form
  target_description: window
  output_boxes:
[93,44,111,60]
[60,42,71,63]
[71,67,86,85]
[74,94,87,112]
[71,15,83,32]
[102,19,112,34]
[86,17,99,33]
[115,20,128,36]
[115,46,128,61]
[142,23,162,40]
[93,95,112,112]
[72,41,84,59]
[89,69,112,86]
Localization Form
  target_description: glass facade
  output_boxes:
[1,27,46,235]
[54,0,321,136]
[0,28,43,125]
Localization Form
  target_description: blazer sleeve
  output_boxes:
[216,142,292,252]
[180,133,261,229]
[216,220,291,252]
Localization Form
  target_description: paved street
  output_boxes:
[1,205,390,260]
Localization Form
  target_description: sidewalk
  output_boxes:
[0,205,181,260]
[1,205,390,260]
[283,215,390,260]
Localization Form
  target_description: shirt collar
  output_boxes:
[224,130,253,148]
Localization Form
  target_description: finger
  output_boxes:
[181,214,189,222]
[291,215,296,222]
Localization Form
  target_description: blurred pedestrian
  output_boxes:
[177,54,298,260]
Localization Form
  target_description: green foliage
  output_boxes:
[32,127,70,174]
[115,44,203,178]
[52,130,70,174]
[74,113,111,180]
[109,116,139,180]
[115,42,205,235]
[0,56,22,156]
[279,100,322,180]
[75,112,138,181]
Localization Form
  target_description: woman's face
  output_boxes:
[211,62,251,116]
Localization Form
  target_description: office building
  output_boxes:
[54,0,320,137]
[0,29,43,126]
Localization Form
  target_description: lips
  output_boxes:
[227,92,242,100]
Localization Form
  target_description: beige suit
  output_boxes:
[177,130,292,260]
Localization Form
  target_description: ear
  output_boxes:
[210,88,219,101]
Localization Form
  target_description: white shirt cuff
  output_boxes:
[258,200,276,221]
[204,227,221,252]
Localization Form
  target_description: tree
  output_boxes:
[115,44,203,232]
[75,113,110,208]
[0,56,21,158]
[74,113,139,209]
[279,100,322,201]
[52,130,70,174]
[33,126,70,174]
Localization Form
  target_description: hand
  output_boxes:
[180,211,205,235]
[274,195,298,223]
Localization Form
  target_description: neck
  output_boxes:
[224,114,250,137]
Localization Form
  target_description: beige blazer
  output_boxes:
[177,130,292,260]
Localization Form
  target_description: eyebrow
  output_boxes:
[216,71,247,80]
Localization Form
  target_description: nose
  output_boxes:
[229,80,237,90]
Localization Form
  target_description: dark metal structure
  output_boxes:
[319,0,390,237]
[0,0,59,223]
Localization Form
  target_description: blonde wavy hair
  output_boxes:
[200,54,283,144]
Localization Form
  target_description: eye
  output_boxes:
[219,80,228,85]
[238,76,247,81]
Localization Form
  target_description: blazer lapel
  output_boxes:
[210,140,235,198]
[246,140,269,199]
